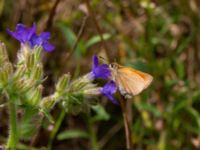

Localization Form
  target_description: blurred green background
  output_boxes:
[0,0,200,149]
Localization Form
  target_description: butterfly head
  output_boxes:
[109,62,120,70]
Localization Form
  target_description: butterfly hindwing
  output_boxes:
[111,64,153,97]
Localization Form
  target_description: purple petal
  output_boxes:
[40,32,51,40]
[101,81,118,105]
[7,29,19,40]
[7,23,36,43]
[42,42,55,52]
[30,33,55,52]
[27,23,36,41]
[105,93,118,105]
[91,55,111,79]
[92,55,99,69]
[30,34,42,46]
[100,64,109,68]
[92,66,111,79]
[102,80,117,94]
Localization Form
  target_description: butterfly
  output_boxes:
[109,62,153,99]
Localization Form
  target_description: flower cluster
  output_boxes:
[7,23,117,105]
[2,23,119,150]
[7,23,55,52]
[90,55,118,105]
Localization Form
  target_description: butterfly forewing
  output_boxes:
[128,68,153,88]
[118,68,148,95]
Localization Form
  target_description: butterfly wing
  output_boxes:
[113,67,153,96]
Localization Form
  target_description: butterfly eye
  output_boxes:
[110,63,115,68]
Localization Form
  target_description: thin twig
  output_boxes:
[45,0,61,30]
[84,0,109,53]
[99,122,123,148]
[119,97,133,150]
[66,15,88,59]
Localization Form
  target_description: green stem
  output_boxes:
[47,109,66,150]
[87,114,100,150]
[7,95,18,150]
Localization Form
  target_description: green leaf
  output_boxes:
[186,107,200,135]
[176,32,194,54]
[57,23,76,48]
[57,22,86,56]
[135,101,161,117]
[85,33,112,48]
[192,89,200,103]
[57,129,89,140]
[91,104,110,122]
[175,60,185,79]
[165,79,178,89]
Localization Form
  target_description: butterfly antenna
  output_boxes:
[98,56,109,64]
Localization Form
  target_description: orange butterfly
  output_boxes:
[109,62,153,99]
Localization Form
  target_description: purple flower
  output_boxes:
[7,23,36,44]
[91,55,111,79]
[30,32,55,52]
[7,23,55,52]
[101,80,118,105]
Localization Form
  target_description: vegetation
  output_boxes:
[0,0,200,149]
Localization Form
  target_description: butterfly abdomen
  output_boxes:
[119,86,132,99]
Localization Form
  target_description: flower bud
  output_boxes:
[4,62,13,76]
[31,64,43,81]
[82,82,96,90]
[70,73,93,90]
[17,44,31,64]
[82,72,95,82]
[34,46,42,61]
[21,79,35,93]
[17,44,31,63]
[4,63,13,84]
[40,95,56,110]
[21,44,31,57]
[26,53,35,69]
[13,65,26,81]
[28,85,43,106]
[14,79,35,93]
[0,63,13,85]
[0,68,7,85]
[82,87,101,96]
[0,42,9,65]
[56,74,70,93]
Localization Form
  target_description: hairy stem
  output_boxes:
[48,109,65,150]
[7,95,18,150]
